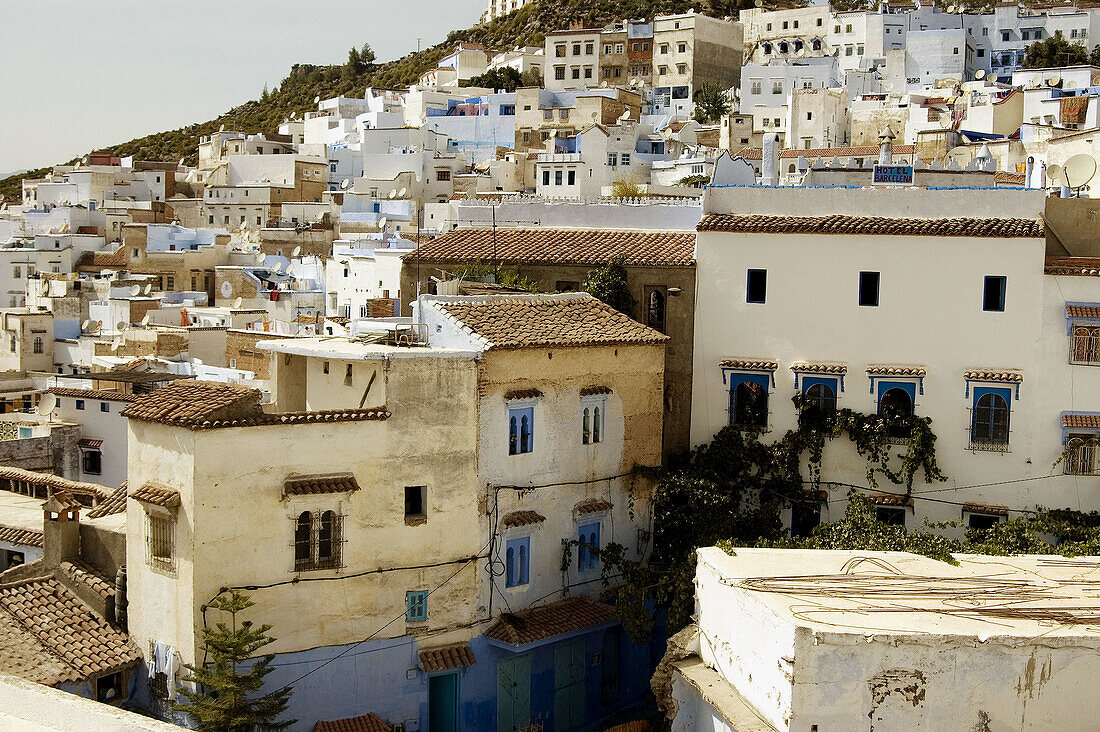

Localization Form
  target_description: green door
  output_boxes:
[497,655,531,732]
[429,672,459,732]
[553,639,586,731]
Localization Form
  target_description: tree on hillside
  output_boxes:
[1090,44,1100,67]
[583,254,636,315]
[347,43,376,73]
[175,591,294,731]
[1022,34,1088,69]
[468,66,523,91]
[692,81,732,123]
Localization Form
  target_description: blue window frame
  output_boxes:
[727,373,770,428]
[877,381,916,438]
[578,522,601,572]
[100,402,109,413]
[800,376,838,425]
[75,400,85,410]
[508,406,534,455]
[406,590,428,622]
[506,537,530,587]
[971,386,1011,445]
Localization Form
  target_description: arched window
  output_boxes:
[1073,325,1100,363]
[506,545,516,586]
[801,383,837,428]
[778,41,789,54]
[972,392,1009,444]
[731,381,768,428]
[879,388,914,439]
[647,289,666,332]
[593,406,602,443]
[318,510,335,566]
[520,414,531,453]
[763,42,772,55]
[583,407,591,444]
[811,38,822,51]
[788,163,797,173]
[294,512,311,569]
[509,415,519,455]
[518,543,528,584]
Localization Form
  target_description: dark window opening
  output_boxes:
[746,269,767,303]
[967,513,1000,530]
[971,392,1010,444]
[878,387,914,439]
[82,449,102,475]
[800,383,836,428]
[791,500,822,537]
[859,271,880,307]
[405,485,426,521]
[730,381,768,428]
[983,275,1006,312]
[645,286,667,333]
[875,506,906,525]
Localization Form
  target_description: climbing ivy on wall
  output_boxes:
[594,395,947,642]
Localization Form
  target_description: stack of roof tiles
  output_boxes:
[418,642,475,672]
[485,596,615,645]
[312,712,392,732]
[0,466,111,502]
[433,294,669,350]
[697,214,1044,238]
[407,228,695,266]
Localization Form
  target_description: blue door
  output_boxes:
[429,672,459,732]
[497,655,532,732]
[553,639,586,730]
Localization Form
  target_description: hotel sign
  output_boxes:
[873,164,914,186]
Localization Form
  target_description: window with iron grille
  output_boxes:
[146,513,175,574]
[293,510,344,571]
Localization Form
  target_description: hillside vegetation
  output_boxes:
[0,0,754,201]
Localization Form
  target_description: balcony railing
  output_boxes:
[1064,441,1100,475]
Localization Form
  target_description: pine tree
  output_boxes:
[174,591,294,731]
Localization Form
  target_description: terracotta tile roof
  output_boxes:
[868,492,914,506]
[576,498,613,514]
[698,215,1044,238]
[504,388,543,400]
[1063,414,1100,429]
[0,607,73,685]
[48,387,140,403]
[720,359,778,371]
[313,713,391,732]
[995,171,1026,185]
[791,361,847,374]
[191,409,389,430]
[802,489,829,502]
[77,438,103,449]
[1045,257,1100,277]
[1067,305,1100,319]
[778,144,915,158]
[407,228,696,267]
[963,502,1009,516]
[121,380,261,427]
[0,466,111,502]
[0,575,139,683]
[130,482,181,507]
[866,365,927,377]
[75,245,127,271]
[60,561,115,600]
[729,147,763,161]
[580,385,613,396]
[432,294,668,350]
[86,483,127,519]
[964,369,1023,383]
[418,642,476,672]
[284,474,360,496]
[0,525,42,548]
[502,510,546,527]
[485,596,615,645]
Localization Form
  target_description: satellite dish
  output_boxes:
[947,4,956,11]
[292,245,301,257]
[272,261,283,274]
[340,179,350,189]
[884,82,894,91]
[140,314,150,327]
[129,285,140,296]
[601,81,608,88]
[116,321,128,333]
[1048,74,1062,86]
[314,95,320,103]
[91,321,102,332]
[144,284,152,295]
[378,216,388,229]
[755,0,762,6]
[398,187,407,197]
[81,319,90,331]
[1047,162,1063,181]
[975,69,985,80]
[1062,153,1097,190]
[111,337,122,351]
[287,264,296,276]
[618,109,630,122]
[233,296,243,309]
[388,189,397,199]
[38,394,56,416]
[255,252,266,264]
[179,158,185,166]
[1067,80,1078,89]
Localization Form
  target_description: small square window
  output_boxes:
[505,536,530,587]
[875,506,906,526]
[983,276,1006,312]
[746,269,767,304]
[76,400,85,410]
[406,590,428,622]
[859,271,880,307]
[967,513,1001,530]
[82,449,102,475]
[405,485,426,523]
[100,402,109,413]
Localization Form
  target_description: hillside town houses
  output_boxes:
[10,0,1100,730]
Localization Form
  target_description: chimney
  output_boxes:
[878,124,896,165]
[761,133,779,186]
[42,491,81,568]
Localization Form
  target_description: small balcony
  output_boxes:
[1064,440,1100,476]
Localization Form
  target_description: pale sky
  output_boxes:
[0,0,484,175]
